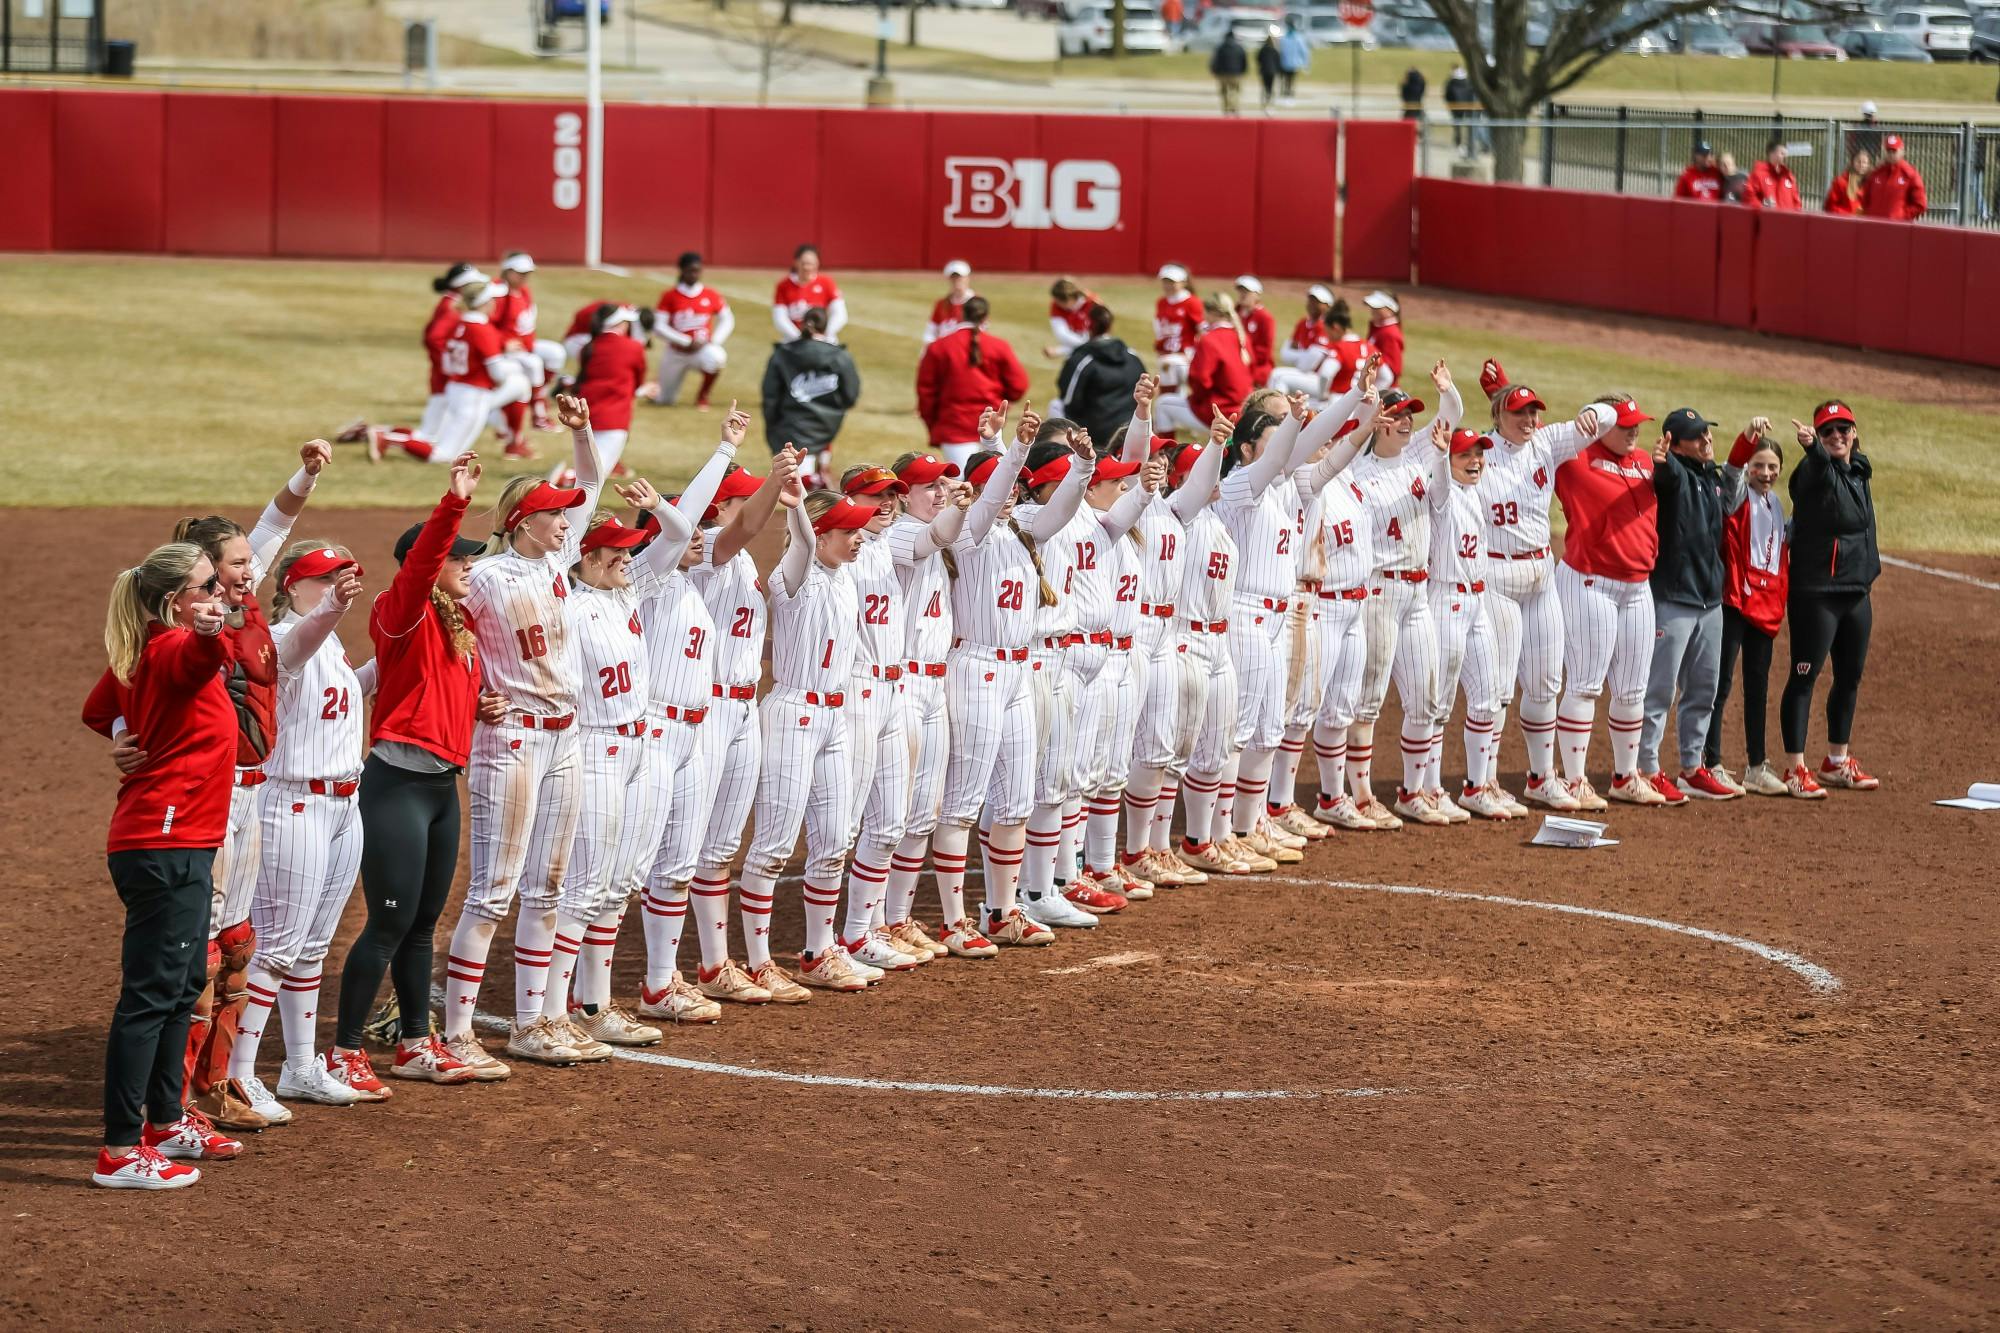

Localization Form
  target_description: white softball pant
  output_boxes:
[1077,645,1135,800]
[465,720,581,922]
[940,650,1035,828]
[1313,592,1368,733]
[560,724,655,922]
[1135,627,1203,774]
[1229,596,1292,752]
[247,779,363,976]
[1429,584,1503,726]
[209,777,263,939]
[695,696,760,876]
[592,428,630,475]
[1033,645,1084,806]
[417,392,447,441]
[743,690,852,885]
[1483,553,1564,708]
[656,342,728,404]
[644,714,707,889]
[429,380,502,465]
[1188,631,1240,775]
[896,675,950,842]
[1356,579,1437,725]
[845,673,910,853]
[1555,563,1654,707]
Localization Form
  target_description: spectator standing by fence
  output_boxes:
[1278,17,1310,101]
[1863,136,1927,221]
[1211,29,1247,116]
[1674,143,1725,201]
[1444,66,1476,154]
[1257,30,1282,110]
[1744,141,1802,211]
[1400,66,1427,121]
[1824,149,1871,216]
[1717,153,1749,204]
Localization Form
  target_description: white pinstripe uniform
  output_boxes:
[1350,447,1439,731]
[1086,521,1144,798]
[742,546,859,918]
[1216,468,1296,754]
[1063,500,1123,800]
[1426,451,1503,771]
[1130,495,1197,773]
[1311,477,1375,739]
[1280,473,1324,731]
[638,569,717,893]
[844,531,910,855]
[249,610,364,977]
[940,458,1041,830]
[1021,500,1092,807]
[690,545,765,880]
[560,580,655,924]
[885,513,954,843]
[1183,509,1241,775]
[462,487,597,922]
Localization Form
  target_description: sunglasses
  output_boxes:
[1818,422,1856,436]
[184,574,221,596]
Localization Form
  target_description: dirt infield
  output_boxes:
[4,506,1998,1330]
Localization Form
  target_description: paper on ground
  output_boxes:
[1531,815,1617,849]
[1935,781,2000,810]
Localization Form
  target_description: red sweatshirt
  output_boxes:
[1862,160,1927,221]
[572,333,648,433]
[915,326,1029,446]
[83,624,236,853]
[1555,442,1657,582]
[369,492,482,767]
[1186,324,1251,427]
[1721,431,1788,635]
[1369,319,1405,384]
[1239,306,1275,386]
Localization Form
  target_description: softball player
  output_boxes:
[1124,409,1226,885]
[1343,364,1462,827]
[1304,417,1382,831]
[230,545,370,1109]
[1153,264,1203,392]
[924,260,975,344]
[438,396,602,1075]
[492,252,566,450]
[878,449,985,958]
[622,426,783,1021]
[1472,360,1612,811]
[654,251,734,409]
[932,413,1045,951]
[689,456,804,1003]
[737,486,877,992]
[1552,396,1666,810]
[772,244,849,340]
[362,274,530,467]
[563,305,653,477]
[1015,429,1104,928]
[838,463,968,970]
[1424,422,1515,819]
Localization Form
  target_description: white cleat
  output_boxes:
[1427,788,1472,824]
[1522,773,1581,812]
[276,1055,364,1106]
[1023,890,1098,929]
[1458,784,1518,820]
[237,1073,293,1125]
[1393,788,1452,826]
[846,930,923,973]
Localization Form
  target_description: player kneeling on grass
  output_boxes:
[84,543,243,1188]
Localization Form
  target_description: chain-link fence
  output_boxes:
[1416,107,2000,229]
[1,0,106,73]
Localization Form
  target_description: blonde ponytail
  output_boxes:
[487,476,543,556]
[106,541,206,684]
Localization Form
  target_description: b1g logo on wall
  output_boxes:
[943,157,1121,231]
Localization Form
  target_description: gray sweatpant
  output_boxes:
[1640,600,1722,773]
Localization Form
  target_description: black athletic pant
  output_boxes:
[1779,589,1872,756]
[105,848,214,1147]
[1705,606,1776,768]
[335,755,460,1049]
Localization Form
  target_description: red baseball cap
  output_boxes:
[1093,456,1143,481]
[1884,133,1904,151]
[1379,388,1426,418]
[580,518,648,554]
[894,454,961,484]
[811,497,878,535]
[1148,433,1179,456]
[1170,444,1205,484]
[1025,455,1073,490]
[1813,401,1857,430]
[281,548,362,590]
[967,455,1005,489]
[504,481,588,532]
[1499,385,1546,414]
[842,466,909,498]
[1448,428,1493,457]
[1606,399,1653,429]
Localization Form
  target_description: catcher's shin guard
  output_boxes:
[200,920,257,1094]
[183,940,222,1100]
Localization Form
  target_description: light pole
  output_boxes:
[867,0,896,105]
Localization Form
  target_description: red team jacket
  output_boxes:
[369,492,482,768]
[915,327,1030,446]
[1369,320,1405,384]
[1187,325,1252,426]
[1673,164,1726,201]
[1721,431,1788,635]
[572,334,648,432]
[1742,161,1802,211]
[83,624,237,853]
[1555,442,1658,583]
[1863,160,1927,221]
[1239,306,1275,386]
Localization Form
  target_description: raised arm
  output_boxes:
[711,446,799,566]
[1122,374,1159,465]
[278,568,362,672]
[1719,418,1767,515]
[1237,409,1300,496]
[553,393,606,567]
[629,411,749,581]
[1168,423,1229,524]
[963,408,1030,546]
[1026,449,1093,541]
[377,459,477,638]
[1540,401,1612,466]
[773,482,813,597]
[247,440,331,585]
[1098,474,1151,540]
[1415,361,1465,441]
[907,493,969,561]
[1426,418,1453,513]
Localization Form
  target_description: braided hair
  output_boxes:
[962,295,990,367]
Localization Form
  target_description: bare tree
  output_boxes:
[711,0,816,103]
[1428,0,1857,180]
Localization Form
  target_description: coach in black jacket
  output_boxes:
[1640,407,1744,797]
[760,307,860,477]
[1777,399,1881,793]
[1055,304,1147,452]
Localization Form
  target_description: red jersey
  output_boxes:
[1326,335,1376,395]
[1239,306,1275,386]
[564,300,611,342]
[442,316,504,390]
[425,295,458,395]
[1285,316,1333,364]
[1863,160,1927,221]
[223,598,278,768]
[1743,161,1802,211]
[572,333,649,432]
[83,624,236,853]
[915,327,1030,446]
[1556,442,1658,582]
[658,283,729,343]
[1187,325,1251,427]
[1673,165,1726,201]
[369,492,481,768]
[927,294,971,342]
[491,283,539,340]
[774,273,841,324]
[1369,320,1405,384]
[1153,292,1203,357]
[1051,296,1097,339]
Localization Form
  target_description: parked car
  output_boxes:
[1840,23,1937,58]
[1736,20,1846,57]
[1179,5,1286,51]
[1374,13,1457,48]
[1888,6,1974,57]
[1976,10,2000,57]
[1059,0,1170,53]
[1680,19,1749,55]
[1287,4,1377,45]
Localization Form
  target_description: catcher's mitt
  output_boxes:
[361,998,436,1048]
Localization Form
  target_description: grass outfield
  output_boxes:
[6,256,1990,552]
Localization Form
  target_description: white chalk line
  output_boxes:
[1881,554,2000,593]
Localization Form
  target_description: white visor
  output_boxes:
[1157,264,1189,282]
[1363,290,1398,312]
[606,305,640,326]
[455,267,492,291]
[944,259,971,278]
[502,253,536,273]
[1234,275,1263,294]
[1307,284,1336,305]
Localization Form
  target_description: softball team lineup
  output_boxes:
[82,253,1883,1189]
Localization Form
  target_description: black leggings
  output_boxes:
[1705,606,1776,768]
[1779,590,1872,756]
[335,755,460,1048]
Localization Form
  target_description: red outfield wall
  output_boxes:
[1416,177,2000,370]
[0,87,1414,281]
